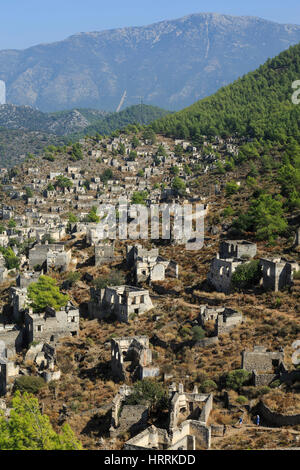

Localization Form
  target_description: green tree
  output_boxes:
[200,380,218,393]
[192,326,206,341]
[25,187,33,198]
[125,379,168,411]
[142,128,157,144]
[100,168,113,184]
[14,376,46,394]
[66,271,81,287]
[249,194,287,241]
[69,143,83,161]
[216,160,225,174]
[86,206,100,223]
[231,260,262,290]
[131,191,148,205]
[8,219,16,229]
[157,144,167,157]
[41,234,55,245]
[278,163,300,198]
[27,275,69,313]
[131,136,140,149]
[174,144,183,157]
[43,153,55,162]
[0,246,20,270]
[93,270,125,290]
[118,143,126,155]
[128,150,137,161]
[55,176,73,190]
[68,212,78,223]
[226,370,251,391]
[172,176,186,195]
[0,392,82,450]
[225,181,240,196]
[170,165,179,176]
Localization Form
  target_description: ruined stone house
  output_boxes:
[127,245,178,284]
[199,305,243,336]
[260,258,299,292]
[207,256,244,294]
[219,240,257,260]
[16,271,40,289]
[242,346,286,386]
[124,384,213,450]
[94,241,115,266]
[207,240,257,293]
[29,243,71,272]
[0,355,19,396]
[10,286,28,322]
[0,325,23,358]
[111,336,159,381]
[24,302,79,347]
[88,285,153,322]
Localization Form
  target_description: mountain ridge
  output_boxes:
[0,103,169,166]
[1,13,300,112]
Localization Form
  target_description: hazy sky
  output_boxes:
[1,0,300,50]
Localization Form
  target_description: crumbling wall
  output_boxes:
[220,240,257,260]
[254,400,300,427]
[94,242,115,266]
[253,371,277,387]
[207,257,243,293]
[260,258,298,292]
[242,347,284,373]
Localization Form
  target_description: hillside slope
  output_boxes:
[0,104,169,166]
[0,105,107,136]
[1,13,300,111]
[152,43,300,142]
[72,104,171,139]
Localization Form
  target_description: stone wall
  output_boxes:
[0,326,23,357]
[260,258,298,292]
[0,358,19,396]
[24,304,79,346]
[242,347,284,373]
[216,309,243,335]
[117,405,149,436]
[254,400,300,427]
[94,242,115,266]
[207,257,243,293]
[253,371,277,387]
[219,240,257,260]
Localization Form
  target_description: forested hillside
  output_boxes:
[72,104,170,139]
[152,43,300,143]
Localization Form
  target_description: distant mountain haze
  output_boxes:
[0,103,169,166]
[0,12,300,112]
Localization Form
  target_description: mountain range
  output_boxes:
[0,105,107,135]
[0,104,169,166]
[1,12,300,112]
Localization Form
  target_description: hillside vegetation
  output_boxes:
[71,104,170,139]
[152,43,300,143]
[0,104,169,167]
